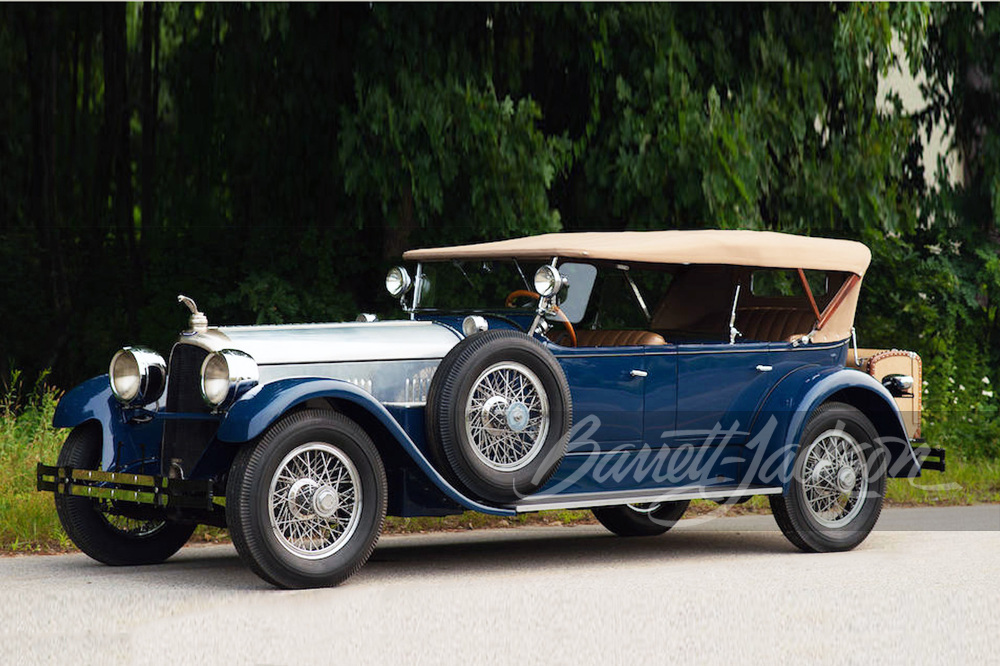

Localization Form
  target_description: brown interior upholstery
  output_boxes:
[553,329,666,347]
[737,307,815,342]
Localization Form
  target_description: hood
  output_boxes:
[198,320,462,365]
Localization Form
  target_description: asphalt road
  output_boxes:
[2,506,997,665]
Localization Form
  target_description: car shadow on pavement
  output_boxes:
[362,527,796,582]
[34,527,795,591]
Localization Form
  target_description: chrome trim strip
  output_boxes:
[381,401,427,408]
[553,341,846,358]
[512,485,783,513]
[255,357,443,367]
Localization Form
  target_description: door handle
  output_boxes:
[756,365,773,372]
[630,369,648,378]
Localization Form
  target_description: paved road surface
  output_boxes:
[2,506,997,665]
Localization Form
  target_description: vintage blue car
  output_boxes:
[37,230,944,588]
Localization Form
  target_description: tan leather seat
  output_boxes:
[737,307,815,342]
[573,330,666,347]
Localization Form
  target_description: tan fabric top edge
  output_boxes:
[403,230,872,276]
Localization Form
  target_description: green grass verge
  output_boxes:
[3,390,998,553]
[0,386,71,554]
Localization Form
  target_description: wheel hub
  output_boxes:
[836,466,857,493]
[481,395,509,430]
[811,459,834,485]
[288,478,319,519]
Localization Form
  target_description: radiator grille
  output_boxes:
[161,344,219,477]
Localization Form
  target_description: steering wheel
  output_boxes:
[504,290,577,347]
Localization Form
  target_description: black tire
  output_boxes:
[226,409,387,589]
[54,423,195,566]
[426,330,572,504]
[769,402,887,552]
[592,500,690,537]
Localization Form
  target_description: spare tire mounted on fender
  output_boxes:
[426,330,572,504]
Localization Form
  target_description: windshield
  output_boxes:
[412,260,597,323]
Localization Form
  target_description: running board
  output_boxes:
[512,485,784,513]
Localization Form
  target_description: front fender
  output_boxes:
[51,375,130,471]
[745,366,920,490]
[216,378,513,516]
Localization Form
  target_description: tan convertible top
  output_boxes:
[404,229,872,276]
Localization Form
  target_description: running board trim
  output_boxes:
[512,486,784,513]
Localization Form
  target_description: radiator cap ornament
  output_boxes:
[177,294,208,334]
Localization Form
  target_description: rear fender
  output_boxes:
[745,366,920,491]
[216,378,513,516]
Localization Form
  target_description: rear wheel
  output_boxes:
[769,402,887,552]
[592,500,690,537]
[226,409,387,588]
[54,423,195,565]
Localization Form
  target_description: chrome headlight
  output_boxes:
[200,350,259,408]
[385,266,413,298]
[462,315,489,336]
[109,347,166,406]
[533,265,568,298]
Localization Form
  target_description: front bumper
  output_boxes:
[36,464,221,510]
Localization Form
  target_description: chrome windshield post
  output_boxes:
[409,262,423,320]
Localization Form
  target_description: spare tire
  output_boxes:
[426,330,572,504]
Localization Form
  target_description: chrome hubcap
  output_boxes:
[506,402,530,432]
[836,466,857,493]
[268,442,362,559]
[313,486,340,519]
[465,362,550,472]
[801,428,869,527]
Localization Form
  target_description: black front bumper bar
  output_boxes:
[36,464,220,511]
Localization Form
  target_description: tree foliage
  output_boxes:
[0,3,996,454]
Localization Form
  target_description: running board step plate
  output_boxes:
[511,485,783,513]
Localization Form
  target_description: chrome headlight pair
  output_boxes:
[109,347,167,406]
[200,350,259,408]
[110,346,258,409]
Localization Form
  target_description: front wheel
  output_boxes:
[54,423,195,565]
[592,500,690,537]
[769,402,887,552]
[226,409,387,589]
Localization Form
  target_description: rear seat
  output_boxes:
[737,307,815,342]
[573,330,666,347]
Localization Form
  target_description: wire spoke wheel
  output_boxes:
[426,330,571,504]
[800,429,868,527]
[267,442,363,559]
[769,402,886,553]
[227,410,387,588]
[464,361,550,472]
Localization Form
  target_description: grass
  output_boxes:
[0,382,71,554]
[2,382,998,553]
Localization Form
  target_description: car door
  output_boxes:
[664,341,778,486]
[555,346,645,451]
